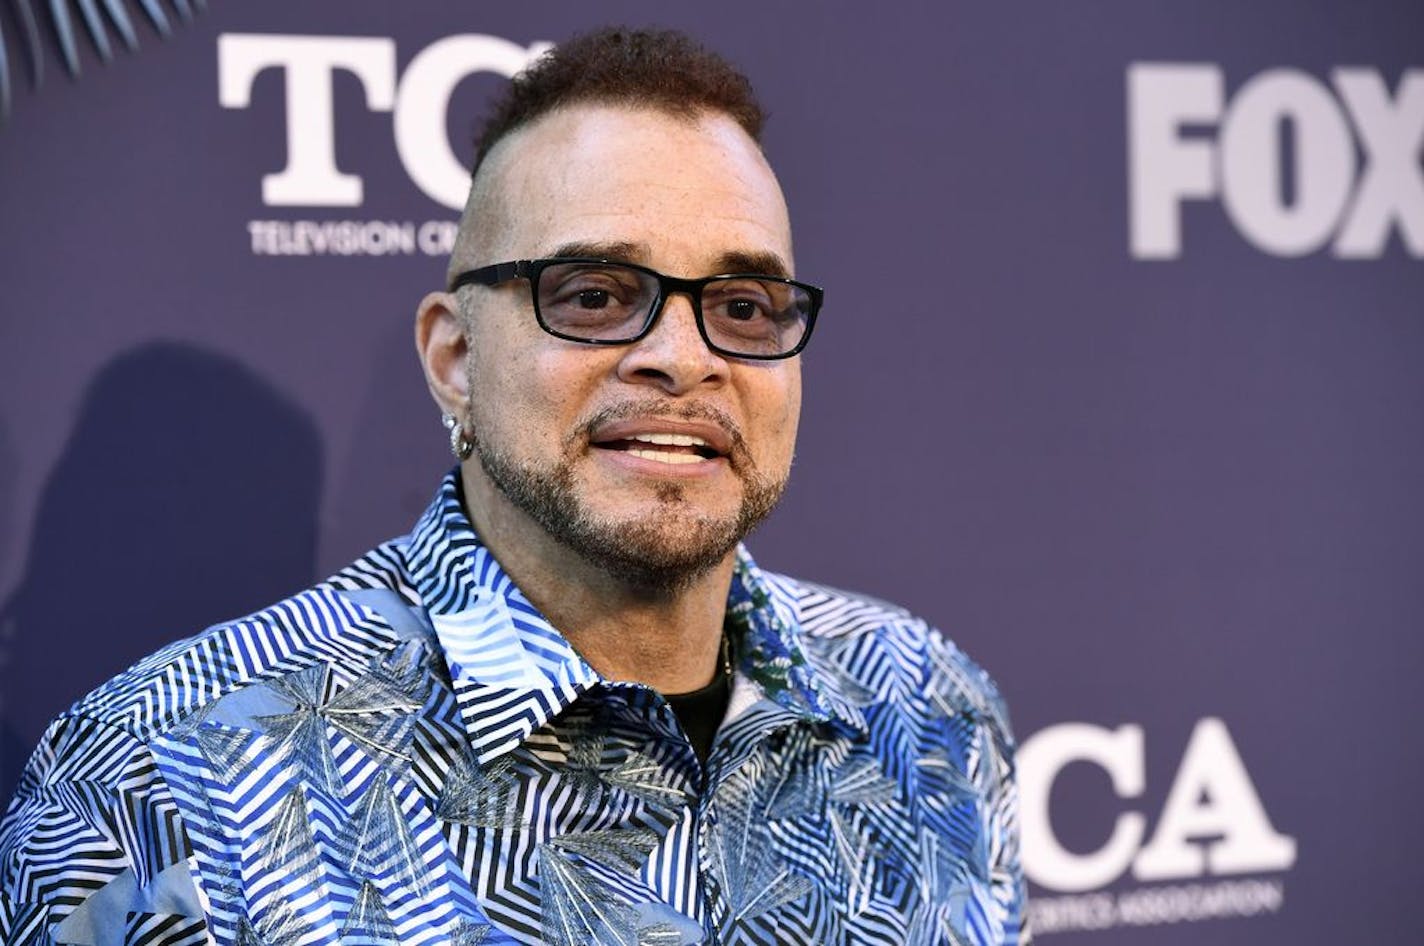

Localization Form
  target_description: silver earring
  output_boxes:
[442,412,474,461]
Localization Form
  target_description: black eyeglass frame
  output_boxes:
[448,257,823,361]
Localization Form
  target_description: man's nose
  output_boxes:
[614,292,729,394]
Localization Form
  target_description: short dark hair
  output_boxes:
[471,27,765,175]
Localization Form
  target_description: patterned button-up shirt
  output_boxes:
[0,472,1027,945]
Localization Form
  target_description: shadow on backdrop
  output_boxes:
[0,341,323,807]
[324,310,452,571]
[0,420,15,584]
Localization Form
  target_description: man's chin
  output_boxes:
[474,439,784,594]
[557,509,747,594]
[584,490,745,525]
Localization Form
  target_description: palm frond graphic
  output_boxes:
[0,0,207,124]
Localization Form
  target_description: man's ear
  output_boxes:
[415,291,470,416]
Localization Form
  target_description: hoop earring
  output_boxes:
[442,412,474,461]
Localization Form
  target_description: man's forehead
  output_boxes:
[454,103,792,273]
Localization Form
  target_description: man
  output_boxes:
[0,28,1026,946]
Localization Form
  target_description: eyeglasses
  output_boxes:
[448,257,822,360]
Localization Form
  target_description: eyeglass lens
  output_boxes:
[535,261,811,357]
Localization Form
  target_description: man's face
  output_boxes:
[452,104,801,591]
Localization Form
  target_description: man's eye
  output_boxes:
[576,289,611,309]
[725,299,765,321]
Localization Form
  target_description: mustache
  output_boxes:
[572,399,751,466]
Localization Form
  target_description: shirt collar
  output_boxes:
[403,470,865,762]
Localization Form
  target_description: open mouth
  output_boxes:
[593,432,723,466]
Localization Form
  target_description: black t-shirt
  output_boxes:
[663,660,730,764]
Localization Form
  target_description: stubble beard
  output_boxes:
[471,403,788,597]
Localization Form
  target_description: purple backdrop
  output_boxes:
[2,2,1421,942]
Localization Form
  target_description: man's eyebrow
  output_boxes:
[712,250,790,278]
[544,242,791,279]
[547,240,648,262]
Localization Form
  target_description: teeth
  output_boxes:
[627,449,708,465]
[629,432,710,447]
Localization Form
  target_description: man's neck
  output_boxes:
[459,467,735,695]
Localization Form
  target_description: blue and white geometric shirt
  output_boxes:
[0,471,1027,945]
